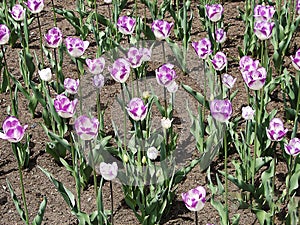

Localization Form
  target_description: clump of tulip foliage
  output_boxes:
[0,0,299,225]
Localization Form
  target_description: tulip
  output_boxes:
[205,4,224,22]
[64,78,80,94]
[127,98,148,121]
[181,186,206,211]
[284,138,300,156]
[242,106,255,120]
[86,57,105,74]
[74,115,99,140]
[222,74,236,89]
[117,16,136,35]
[99,162,118,180]
[166,81,178,93]
[254,21,274,40]
[54,94,78,118]
[24,0,44,14]
[44,27,63,48]
[211,52,227,71]
[92,74,105,89]
[215,28,226,44]
[147,147,159,160]
[64,37,89,58]
[151,20,173,40]
[161,117,173,129]
[0,24,10,45]
[290,49,300,71]
[104,0,112,3]
[140,47,152,62]
[192,38,212,60]
[210,99,232,123]
[253,5,275,22]
[155,63,177,87]
[239,56,259,74]
[242,67,266,90]
[297,0,300,15]
[38,68,52,82]
[266,118,288,141]
[10,4,26,21]
[0,116,28,143]
[109,58,131,83]
[126,47,143,68]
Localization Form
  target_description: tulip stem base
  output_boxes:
[110,181,114,225]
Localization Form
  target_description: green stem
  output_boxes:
[195,211,198,225]
[53,48,59,93]
[292,71,300,138]
[121,83,127,151]
[110,181,114,225]
[70,136,81,210]
[272,142,277,225]
[51,0,57,27]
[286,155,293,202]
[224,127,228,224]
[252,91,259,186]
[75,58,83,113]
[37,13,44,69]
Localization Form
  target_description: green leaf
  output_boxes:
[181,83,210,109]
[31,197,47,225]
[252,208,272,225]
[219,171,255,193]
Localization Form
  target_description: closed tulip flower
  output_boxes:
[222,74,236,89]
[24,0,44,14]
[297,0,300,15]
[64,78,80,94]
[210,99,232,123]
[155,63,177,87]
[243,66,266,90]
[266,118,288,141]
[126,98,148,121]
[151,20,173,40]
[44,27,63,48]
[54,94,78,118]
[211,52,227,71]
[182,186,206,211]
[99,162,118,180]
[64,37,89,58]
[205,4,224,22]
[0,116,28,143]
[109,58,131,83]
[242,106,255,120]
[254,5,275,22]
[117,16,136,35]
[161,117,173,129]
[86,57,105,74]
[38,68,52,82]
[92,74,105,89]
[74,115,99,140]
[147,147,159,160]
[254,21,274,40]
[126,47,143,68]
[215,28,227,44]
[192,38,213,60]
[0,24,10,45]
[10,4,26,21]
[290,49,300,71]
[239,56,259,75]
[285,138,300,157]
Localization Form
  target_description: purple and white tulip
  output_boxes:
[64,78,80,94]
[54,94,78,118]
[155,63,177,87]
[109,58,131,83]
[297,0,300,15]
[147,147,159,160]
[24,0,44,14]
[182,186,206,211]
[254,21,274,40]
[239,56,259,74]
[117,16,136,35]
[126,47,144,68]
[205,4,224,22]
[10,4,26,21]
[285,138,300,157]
[290,49,300,71]
[242,66,266,90]
[64,37,89,58]
[266,118,288,141]
[44,27,63,48]
[210,99,232,123]
[38,68,52,82]
[151,20,174,40]
[211,52,227,71]
[0,116,28,143]
[92,74,105,89]
[99,162,118,180]
[254,5,275,22]
[215,28,227,44]
[140,47,152,62]
[74,115,99,140]
[242,106,255,120]
[126,98,148,121]
[86,57,105,74]
[192,38,212,60]
[0,24,10,45]
[222,74,236,89]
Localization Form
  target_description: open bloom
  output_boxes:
[86,57,105,74]
[24,0,44,14]
[242,106,255,120]
[222,74,236,89]
[0,116,28,143]
[266,118,288,141]
[192,38,212,59]
[205,4,224,22]
[243,67,266,90]
[10,4,25,21]
[126,47,143,68]
[117,16,136,35]
[126,98,148,121]
[99,162,118,180]
[54,94,78,118]
[254,5,275,22]
[64,78,80,94]
[210,99,232,123]
[64,37,89,58]
[147,147,159,160]
[182,186,206,211]
[285,138,300,156]
[155,63,176,87]
[92,74,105,89]
[44,27,63,48]
[74,115,99,140]
[254,21,274,40]
[151,20,173,40]
[38,68,52,82]
[211,52,227,71]
[109,58,131,83]
[215,28,226,44]
[290,49,300,71]
[0,24,10,45]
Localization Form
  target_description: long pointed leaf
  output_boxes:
[31,197,47,225]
